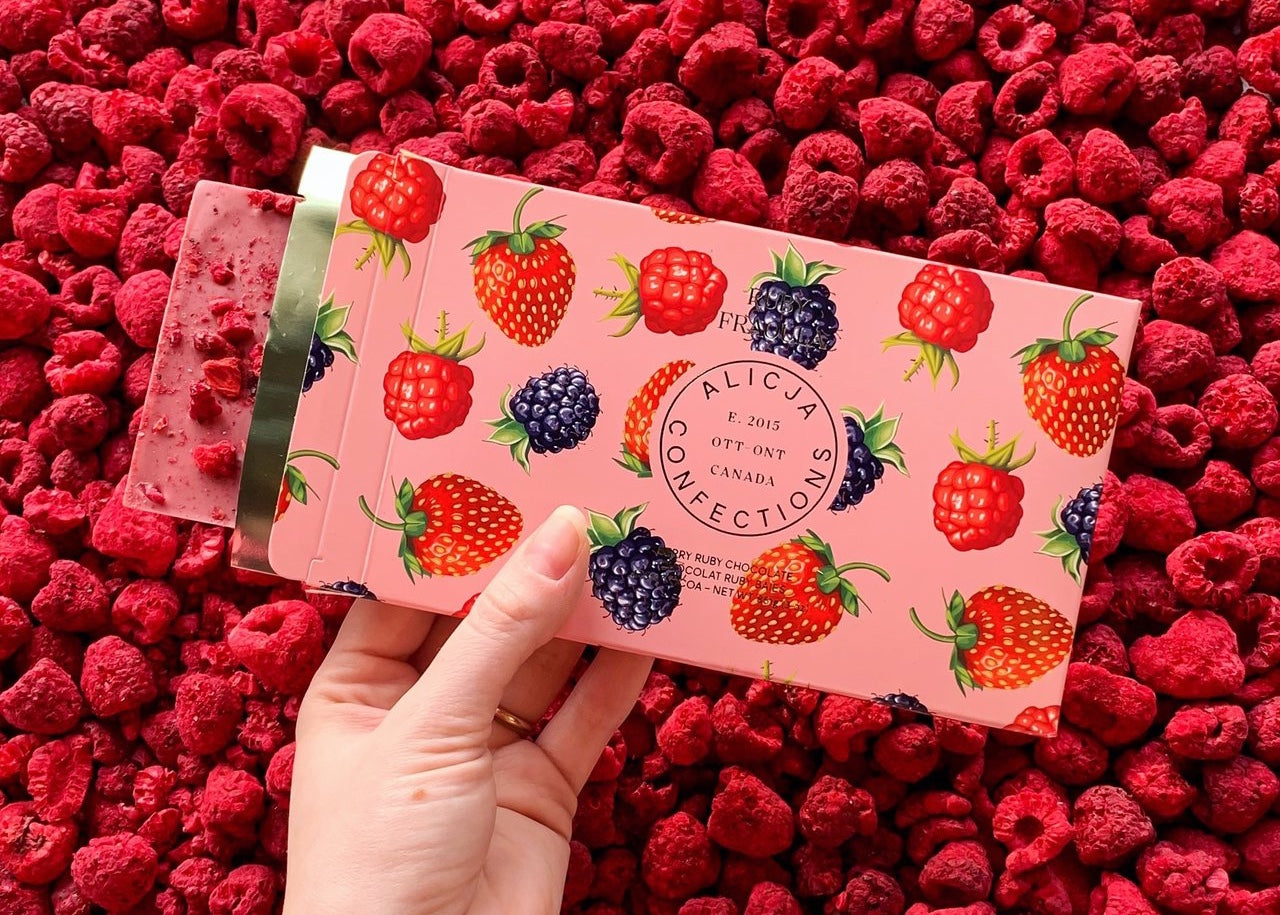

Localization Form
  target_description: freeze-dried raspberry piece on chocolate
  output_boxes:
[1130,611,1246,699]
[227,600,325,693]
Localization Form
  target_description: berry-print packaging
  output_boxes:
[250,149,1141,732]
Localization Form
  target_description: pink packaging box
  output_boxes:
[251,150,1141,733]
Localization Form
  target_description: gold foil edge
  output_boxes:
[231,147,355,574]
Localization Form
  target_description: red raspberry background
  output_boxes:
[1,0,1280,912]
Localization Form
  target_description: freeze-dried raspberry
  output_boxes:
[1059,42,1136,117]
[977,6,1054,73]
[90,483,179,577]
[217,83,305,176]
[911,0,974,61]
[80,635,157,717]
[1211,230,1280,303]
[0,658,81,734]
[1148,98,1208,165]
[1238,27,1280,95]
[873,723,939,782]
[261,31,341,99]
[762,0,843,58]
[349,14,431,96]
[991,789,1071,873]
[1163,703,1248,762]
[1198,374,1278,449]
[642,812,719,899]
[1119,474,1195,555]
[1033,723,1110,786]
[0,512,55,603]
[1071,785,1155,868]
[917,840,992,906]
[1148,177,1232,253]
[1135,320,1216,393]
[934,81,992,157]
[1131,611,1246,699]
[1152,256,1227,324]
[0,266,52,341]
[31,559,108,632]
[162,0,230,39]
[0,113,51,185]
[1193,755,1280,835]
[0,801,76,885]
[193,440,240,480]
[675,23,758,109]
[115,269,169,348]
[798,776,876,848]
[208,864,277,914]
[44,330,122,396]
[0,438,46,508]
[1003,129,1073,209]
[228,600,325,693]
[461,99,521,156]
[1061,663,1156,746]
[71,833,157,909]
[770,57,840,132]
[57,266,118,328]
[46,393,109,451]
[859,96,935,162]
[1166,532,1260,609]
[175,673,243,756]
[656,696,711,765]
[265,742,294,806]
[706,767,793,858]
[621,101,713,186]
[1186,461,1255,527]
[27,735,91,821]
[529,21,602,84]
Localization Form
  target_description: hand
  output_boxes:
[283,506,653,915]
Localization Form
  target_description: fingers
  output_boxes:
[489,639,584,748]
[299,599,435,732]
[383,505,589,744]
[537,649,652,792]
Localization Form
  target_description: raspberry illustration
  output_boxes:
[382,311,484,441]
[302,294,357,393]
[587,504,683,631]
[358,474,522,579]
[340,152,445,275]
[1016,294,1126,457]
[467,186,575,346]
[730,532,889,645]
[910,586,1073,692]
[650,207,714,224]
[275,449,340,522]
[884,264,995,388]
[1037,482,1103,584]
[747,243,842,370]
[486,366,600,472]
[933,421,1035,551]
[594,248,728,336]
[874,693,931,715]
[829,404,907,512]
[1005,705,1062,736]
[617,360,695,477]
[320,580,377,600]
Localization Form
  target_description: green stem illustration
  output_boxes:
[1062,293,1094,339]
[359,496,407,532]
[287,450,340,468]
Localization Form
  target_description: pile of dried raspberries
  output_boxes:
[1,0,1280,912]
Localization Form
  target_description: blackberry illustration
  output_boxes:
[1062,483,1103,561]
[323,580,377,600]
[302,295,357,393]
[587,504,682,632]
[876,693,930,715]
[747,243,843,370]
[1038,481,1104,584]
[829,405,908,512]
[487,365,600,471]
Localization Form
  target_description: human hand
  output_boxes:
[283,506,653,915]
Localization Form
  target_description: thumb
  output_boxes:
[383,505,589,743]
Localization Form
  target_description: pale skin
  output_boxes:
[283,506,653,915]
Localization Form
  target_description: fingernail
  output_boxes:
[524,505,585,581]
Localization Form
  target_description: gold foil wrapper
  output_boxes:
[231,147,356,574]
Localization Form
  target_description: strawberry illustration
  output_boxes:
[650,207,713,225]
[275,449,340,522]
[933,421,1035,551]
[466,186,575,346]
[884,264,995,388]
[1005,705,1061,736]
[1015,293,1125,457]
[339,152,445,276]
[617,360,695,477]
[595,247,728,336]
[729,532,889,645]
[382,311,484,441]
[358,474,522,579]
[909,586,1073,692]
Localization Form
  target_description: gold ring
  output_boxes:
[493,706,535,739]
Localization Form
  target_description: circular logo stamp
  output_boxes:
[656,359,843,536]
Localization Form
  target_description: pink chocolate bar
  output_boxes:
[125,182,295,526]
